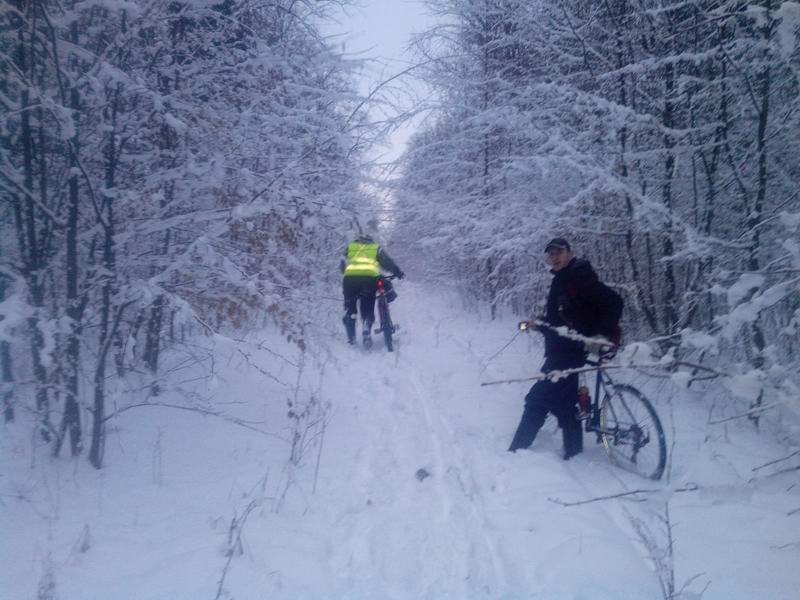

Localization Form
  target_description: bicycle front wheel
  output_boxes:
[600,383,666,480]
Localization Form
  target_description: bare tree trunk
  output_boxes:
[90,84,123,469]
[57,19,84,458]
[144,295,165,388]
[696,27,728,328]
[601,4,661,337]
[660,58,679,337]
[0,274,13,423]
[13,7,52,440]
[680,5,709,332]
[1,341,12,423]
[747,8,775,428]
[89,285,117,468]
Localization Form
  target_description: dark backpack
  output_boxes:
[599,282,624,344]
[562,278,623,342]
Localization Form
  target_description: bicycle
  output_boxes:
[578,353,667,480]
[519,320,667,480]
[373,274,399,352]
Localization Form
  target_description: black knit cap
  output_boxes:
[544,237,571,252]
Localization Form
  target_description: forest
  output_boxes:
[2,0,373,466]
[3,0,797,471]
[2,1,799,598]
[395,0,799,428]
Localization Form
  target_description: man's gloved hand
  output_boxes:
[520,316,546,332]
[396,271,405,280]
[585,336,617,357]
[525,315,547,333]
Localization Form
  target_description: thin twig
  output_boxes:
[235,348,290,387]
[752,450,800,472]
[481,362,663,386]
[549,489,656,506]
[480,331,521,373]
[548,483,699,507]
[481,346,724,385]
[312,411,327,495]
[194,315,215,335]
[215,500,259,600]
[766,465,800,479]
[707,402,780,425]
[102,402,285,440]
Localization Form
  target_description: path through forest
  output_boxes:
[3,283,798,599]
[306,283,663,599]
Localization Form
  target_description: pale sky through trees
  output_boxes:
[326,0,434,163]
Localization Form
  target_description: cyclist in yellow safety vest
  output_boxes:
[340,235,404,347]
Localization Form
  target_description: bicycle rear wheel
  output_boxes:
[378,301,393,352]
[600,383,666,480]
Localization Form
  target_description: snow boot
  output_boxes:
[343,313,356,345]
[562,423,584,460]
[362,323,373,349]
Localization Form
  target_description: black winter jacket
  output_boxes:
[542,257,623,362]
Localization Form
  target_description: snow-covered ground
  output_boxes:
[2,282,799,599]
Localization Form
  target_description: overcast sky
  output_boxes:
[324,0,436,163]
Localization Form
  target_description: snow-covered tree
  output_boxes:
[396,0,800,421]
[1,0,372,467]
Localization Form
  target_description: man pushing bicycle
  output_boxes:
[508,238,623,459]
[340,232,404,348]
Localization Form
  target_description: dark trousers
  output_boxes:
[508,356,584,457]
[342,276,377,341]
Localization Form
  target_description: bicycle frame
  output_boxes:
[375,279,391,326]
[582,358,608,435]
[374,275,397,352]
[581,356,666,480]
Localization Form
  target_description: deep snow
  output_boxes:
[2,282,799,599]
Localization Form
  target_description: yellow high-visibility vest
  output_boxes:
[344,242,380,277]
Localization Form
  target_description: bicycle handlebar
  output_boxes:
[518,319,619,359]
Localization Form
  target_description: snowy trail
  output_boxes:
[323,293,509,598]
[314,282,662,599]
[7,282,797,599]
[327,347,505,596]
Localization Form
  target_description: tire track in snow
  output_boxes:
[327,360,404,593]
[327,354,461,597]
[406,369,509,596]
[396,288,513,595]
[326,341,507,597]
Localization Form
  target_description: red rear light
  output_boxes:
[377,280,384,290]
